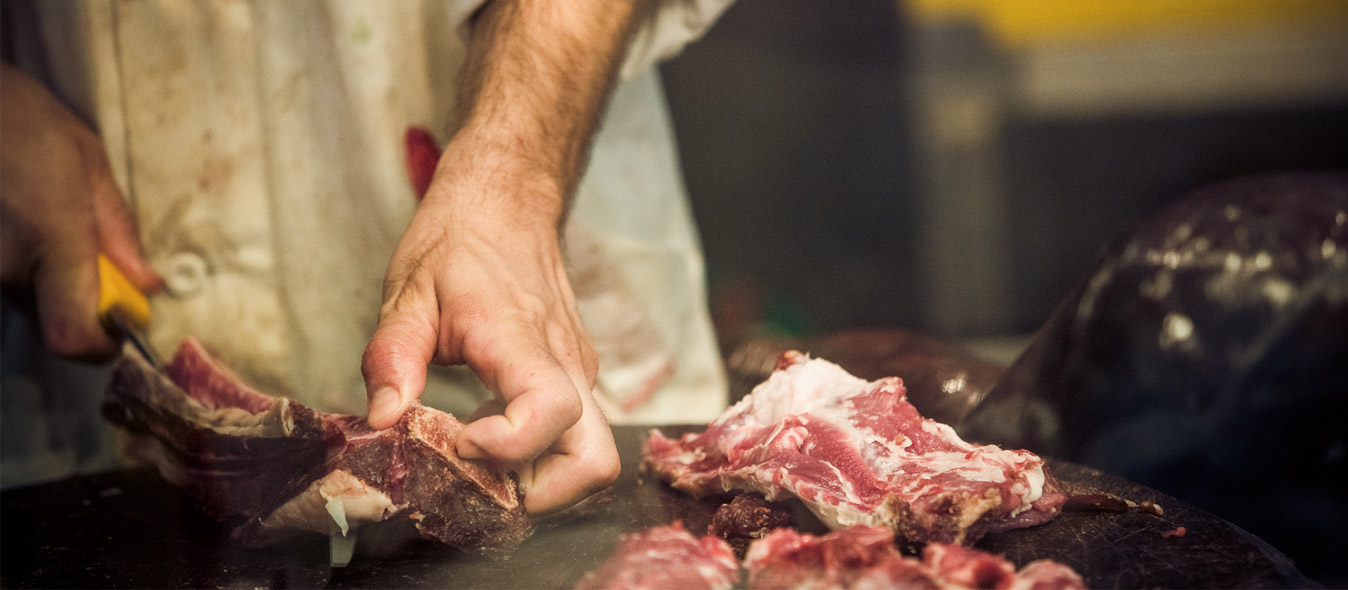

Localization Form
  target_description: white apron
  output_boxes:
[2,0,731,486]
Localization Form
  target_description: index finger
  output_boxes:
[362,300,437,429]
[455,338,584,465]
[516,404,619,513]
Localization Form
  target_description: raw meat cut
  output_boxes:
[744,525,1084,590]
[707,494,794,557]
[644,352,1065,546]
[726,328,1005,425]
[102,339,530,553]
[574,522,739,590]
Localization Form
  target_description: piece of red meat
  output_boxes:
[743,526,1084,590]
[102,339,530,553]
[644,351,1065,546]
[708,494,795,558]
[574,522,740,590]
[744,525,913,590]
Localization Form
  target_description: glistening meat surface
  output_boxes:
[644,352,1065,545]
[744,526,1085,590]
[101,339,530,552]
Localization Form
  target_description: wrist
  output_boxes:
[422,133,568,234]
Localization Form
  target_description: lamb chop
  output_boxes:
[102,338,530,562]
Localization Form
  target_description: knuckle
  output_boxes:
[589,451,621,489]
[497,442,538,465]
[581,342,599,385]
[568,452,620,500]
[359,340,391,378]
[361,336,414,381]
[554,395,583,426]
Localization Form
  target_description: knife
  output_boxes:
[97,254,370,565]
[97,254,164,369]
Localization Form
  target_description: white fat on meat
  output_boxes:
[259,470,397,536]
[750,357,1045,501]
[645,353,1063,545]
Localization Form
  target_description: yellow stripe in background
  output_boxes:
[904,0,1348,47]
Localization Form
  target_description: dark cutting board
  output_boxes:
[0,426,1314,589]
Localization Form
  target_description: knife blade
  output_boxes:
[97,254,163,369]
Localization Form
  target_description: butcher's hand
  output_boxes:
[361,145,618,514]
[0,64,161,360]
[362,0,641,514]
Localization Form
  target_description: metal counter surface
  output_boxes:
[0,425,1313,589]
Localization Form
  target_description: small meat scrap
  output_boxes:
[644,352,1066,546]
[1059,479,1162,516]
[744,526,1085,590]
[575,523,739,590]
[1062,493,1130,512]
[1161,526,1187,538]
[708,494,794,557]
[1138,500,1164,516]
[102,339,530,553]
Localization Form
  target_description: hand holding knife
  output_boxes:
[97,253,163,369]
[98,253,357,566]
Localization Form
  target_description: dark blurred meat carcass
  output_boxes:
[958,172,1348,581]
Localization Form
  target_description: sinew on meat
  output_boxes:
[102,339,530,552]
[745,526,1085,590]
[644,352,1065,546]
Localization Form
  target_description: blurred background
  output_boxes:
[661,0,1348,361]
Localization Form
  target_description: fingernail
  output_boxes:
[368,387,402,427]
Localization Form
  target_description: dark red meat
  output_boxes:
[102,339,530,552]
[708,494,794,557]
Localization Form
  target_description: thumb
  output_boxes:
[361,303,438,429]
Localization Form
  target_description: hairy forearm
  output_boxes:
[446,0,650,221]
[369,0,638,512]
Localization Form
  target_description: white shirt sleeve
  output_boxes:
[620,0,736,78]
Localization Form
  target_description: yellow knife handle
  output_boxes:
[97,254,151,332]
